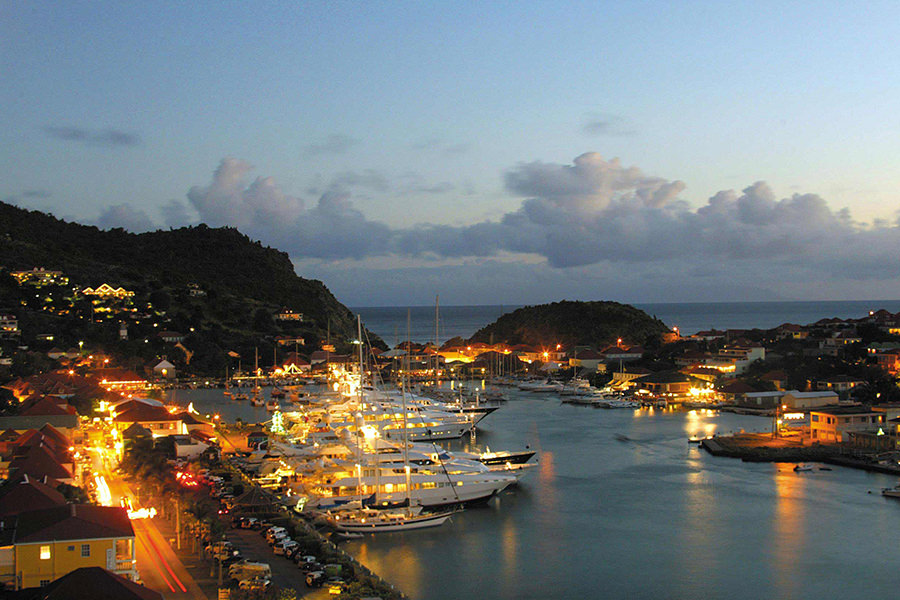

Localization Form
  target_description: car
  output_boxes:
[286,545,305,560]
[327,578,346,595]
[305,571,325,587]
[273,540,297,556]
[299,561,323,574]
[268,533,289,547]
[238,577,270,592]
[240,517,258,529]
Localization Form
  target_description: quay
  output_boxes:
[701,433,900,475]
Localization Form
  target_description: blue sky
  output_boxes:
[3,1,900,305]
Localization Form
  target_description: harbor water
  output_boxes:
[174,388,900,600]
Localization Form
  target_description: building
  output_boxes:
[0,314,19,339]
[11,504,136,588]
[111,399,185,438]
[738,391,786,410]
[781,391,839,410]
[568,349,605,372]
[809,406,885,443]
[79,284,134,299]
[12,566,162,600]
[10,269,68,287]
[275,308,303,321]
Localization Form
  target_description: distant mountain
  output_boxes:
[0,201,383,374]
[469,300,671,348]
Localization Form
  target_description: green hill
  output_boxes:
[0,201,383,375]
[469,300,670,348]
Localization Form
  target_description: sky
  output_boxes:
[3,1,900,306]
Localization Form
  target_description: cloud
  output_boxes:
[44,126,141,147]
[96,204,156,232]
[302,134,358,157]
[185,158,391,259]
[175,154,900,292]
[411,137,470,155]
[582,114,636,137]
[332,170,390,193]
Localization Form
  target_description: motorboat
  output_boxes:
[793,464,814,472]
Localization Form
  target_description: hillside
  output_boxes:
[469,300,671,348]
[0,201,383,374]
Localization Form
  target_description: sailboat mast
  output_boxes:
[434,295,440,384]
[403,309,412,510]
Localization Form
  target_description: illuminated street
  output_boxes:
[89,446,205,599]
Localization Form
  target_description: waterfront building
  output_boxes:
[738,391,785,410]
[809,406,885,443]
[10,505,136,589]
[781,391,838,410]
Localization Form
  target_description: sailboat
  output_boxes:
[326,315,454,533]
[250,348,265,406]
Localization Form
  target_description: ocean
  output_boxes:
[354,300,900,346]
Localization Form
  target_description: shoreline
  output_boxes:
[701,433,900,475]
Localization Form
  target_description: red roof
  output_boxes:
[8,445,72,480]
[20,396,76,417]
[26,566,162,600]
[114,400,180,423]
[15,504,134,543]
[0,474,67,516]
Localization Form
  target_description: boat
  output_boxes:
[327,507,453,533]
[233,392,248,401]
[271,387,286,398]
[793,464,814,472]
[266,399,279,411]
[881,485,900,499]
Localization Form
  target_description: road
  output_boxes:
[89,447,206,600]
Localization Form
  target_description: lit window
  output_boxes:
[40,546,51,560]
[81,544,90,557]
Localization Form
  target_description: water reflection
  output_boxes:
[772,463,805,598]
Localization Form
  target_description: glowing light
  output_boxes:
[94,475,113,506]
[128,507,158,520]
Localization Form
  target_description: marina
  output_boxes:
[170,383,900,600]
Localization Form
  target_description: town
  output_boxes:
[2,266,900,598]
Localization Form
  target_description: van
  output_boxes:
[228,561,272,582]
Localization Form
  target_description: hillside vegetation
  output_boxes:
[469,300,670,348]
[0,201,383,375]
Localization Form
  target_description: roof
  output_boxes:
[15,505,134,543]
[114,402,180,423]
[16,566,162,600]
[783,391,838,398]
[634,371,693,384]
[0,415,79,432]
[232,486,276,508]
[719,381,756,394]
[8,445,72,481]
[122,422,152,439]
[0,475,67,517]
[811,406,883,416]
[19,397,76,417]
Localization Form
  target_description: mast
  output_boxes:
[434,295,440,385]
[403,309,412,513]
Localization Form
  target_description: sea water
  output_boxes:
[175,387,900,600]
[354,300,900,344]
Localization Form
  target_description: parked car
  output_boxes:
[299,561,323,574]
[306,571,326,587]
[273,540,297,556]
[240,517,258,529]
[239,577,270,592]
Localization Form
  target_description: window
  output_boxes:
[115,539,133,561]
[811,415,819,422]
[67,545,75,551]
[81,544,90,557]
[39,580,50,587]
[40,545,51,560]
